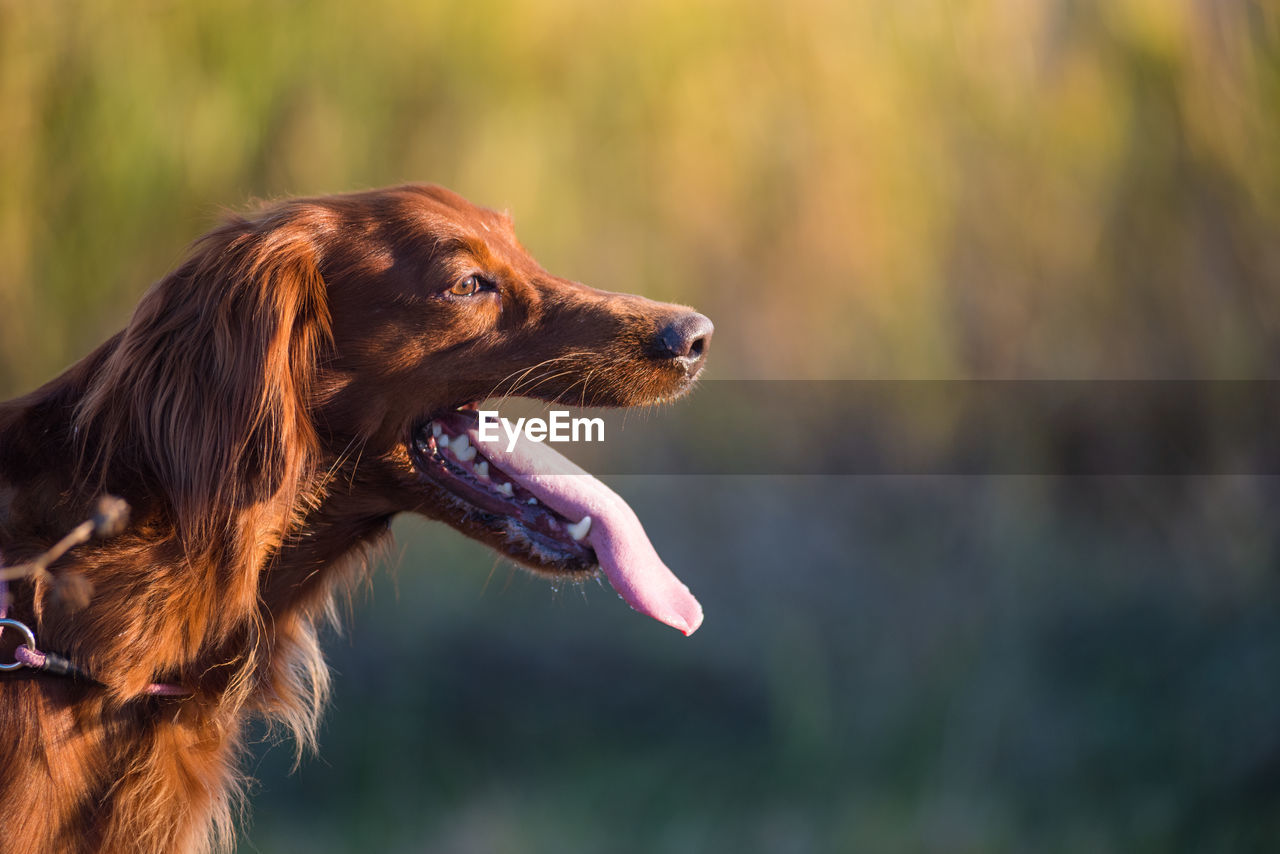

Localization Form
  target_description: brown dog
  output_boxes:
[0,185,711,853]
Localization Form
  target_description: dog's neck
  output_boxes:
[1,380,392,853]
[0,350,400,709]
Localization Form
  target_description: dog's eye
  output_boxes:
[449,275,487,297]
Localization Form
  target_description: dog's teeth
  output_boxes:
[474,461,489,479]
[432,423,443,438]
[437,434,450,451]
[527,497,538,505]
[568,516,592,542]
[497,481,514,497]
[453,434,476,462]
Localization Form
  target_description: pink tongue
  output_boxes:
[469,424,703,636]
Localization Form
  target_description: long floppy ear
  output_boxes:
[76,209,332,551]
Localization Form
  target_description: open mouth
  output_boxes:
[410,408,596,572]
[408,405,704,635]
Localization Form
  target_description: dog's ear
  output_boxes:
[76,210,333,552]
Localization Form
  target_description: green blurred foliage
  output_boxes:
[3,1,1280,852]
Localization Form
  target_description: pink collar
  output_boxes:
[0,575,188,697]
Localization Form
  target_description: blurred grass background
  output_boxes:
[2,1,1279,852]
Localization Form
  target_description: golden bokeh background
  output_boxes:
[3,2,1278,852]
[6,1,1278,388]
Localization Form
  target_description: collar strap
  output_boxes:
[0,580,188,697]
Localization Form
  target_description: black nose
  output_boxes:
[654,312,714,368]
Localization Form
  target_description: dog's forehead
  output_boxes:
[396,186,514,234]
[392,192,530,268]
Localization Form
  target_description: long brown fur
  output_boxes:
[0,185,711,853]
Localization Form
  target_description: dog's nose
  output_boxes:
[655,312,714,368]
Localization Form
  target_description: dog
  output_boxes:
[0,185,711,853]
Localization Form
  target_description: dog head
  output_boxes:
[79,184,711,633]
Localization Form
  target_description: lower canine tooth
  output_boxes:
[474,461,489,479]
[567,516,592,542]
[497,481,514,497]
[437,434,450,451]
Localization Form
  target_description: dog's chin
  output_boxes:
[406,407,599,579]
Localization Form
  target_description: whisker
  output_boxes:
[481,351,599,409]
[481,354,580,405]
